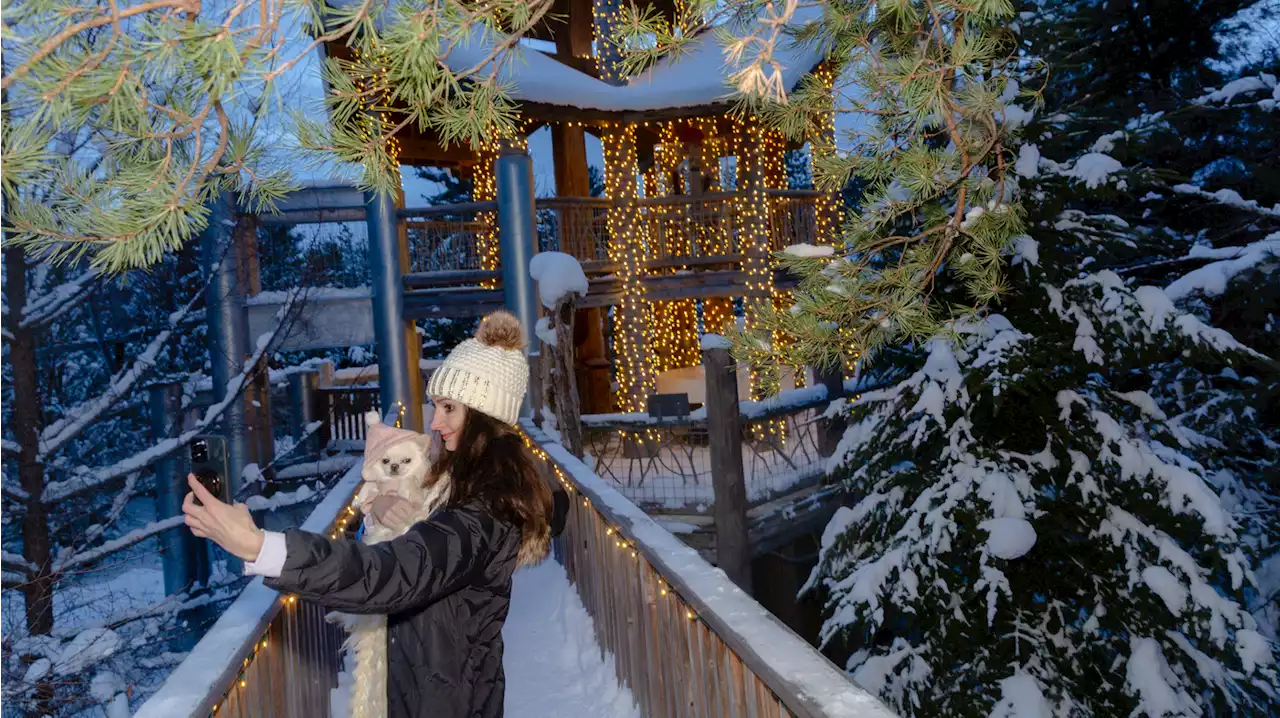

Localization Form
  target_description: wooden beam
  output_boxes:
[703,345,752,591]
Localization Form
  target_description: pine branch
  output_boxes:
[1169,184,1280,218]
[36,288,203,460]
[1,484,31,502]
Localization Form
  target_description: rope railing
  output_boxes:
[521,421,898,718]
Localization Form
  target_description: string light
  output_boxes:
[350,44,402,168]
[602,123,655,414]
[810,62,841,246]
[206,495,360,717]
[472,125,530,287]
[646,120,700,375]
[516,429,706,630]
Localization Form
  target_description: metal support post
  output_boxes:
[200,192,251,500]
[287,369,322,462]
[495,149,541,420]
[365,189,423,431]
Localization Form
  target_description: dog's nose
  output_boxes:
[388,463,400,474]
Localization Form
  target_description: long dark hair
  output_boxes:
[427,410,552,566]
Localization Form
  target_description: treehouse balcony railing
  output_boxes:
[398,189,826,280]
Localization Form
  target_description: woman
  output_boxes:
[184,311,564,718]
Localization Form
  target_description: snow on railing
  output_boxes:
[135,462,364,718]
[522,421,898,718]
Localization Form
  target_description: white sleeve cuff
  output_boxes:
[243,531,287,578]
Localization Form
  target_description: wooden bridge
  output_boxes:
[135,422,897,718]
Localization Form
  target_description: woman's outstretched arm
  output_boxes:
[183,474,515,615]
[263,504,513,614]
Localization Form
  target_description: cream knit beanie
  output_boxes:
[426,311,529,426]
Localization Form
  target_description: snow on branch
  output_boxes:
[54,515,186,572]
[19,269,98,330]
[1170,184,1280,218]
[56,472,145,567]
[0,470,29,499]
[37,291,203,460]
[1165,235,1280,302]
[2,438,20,454]
[40,290,303,504]
[1193,74,1278,110]
[2,550,38,575]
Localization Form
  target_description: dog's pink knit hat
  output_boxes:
[362,411,423,469]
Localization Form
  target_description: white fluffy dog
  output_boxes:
[331,411,451,718]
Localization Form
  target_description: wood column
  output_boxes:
[602,125,652,411]
[703,345,752,591]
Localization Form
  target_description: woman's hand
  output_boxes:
[369,494,416,533]
[183,475,265,562]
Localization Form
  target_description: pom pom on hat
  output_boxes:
[476,311,525,351]
[426,311,529,426]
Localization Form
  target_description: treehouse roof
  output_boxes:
[324,2,827,122]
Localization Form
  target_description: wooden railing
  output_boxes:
[537,196,612,260]
[523,421,897,718]
[400,190,828,277]
[580,384,835,513]
[314,385,381,445]
[135,464,364,718]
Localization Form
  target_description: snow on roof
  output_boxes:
[327,3,828,113]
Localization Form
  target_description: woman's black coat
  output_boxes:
[265,501,523,718]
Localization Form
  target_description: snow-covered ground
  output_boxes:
[503,560,639,718]
[330,559,639,718]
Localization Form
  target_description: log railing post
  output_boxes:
[701,345,752,591]
[551,295,585,458]
[816,363,846,459]
[287,369,322,462]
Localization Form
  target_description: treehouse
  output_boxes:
[320,0,841,414]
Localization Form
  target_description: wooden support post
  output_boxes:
[689,138,732,333]
[287,369,322,462]
[550,295,585,458]
[602,125,652,412]
[702,345,752,591]
[816,363,845,458]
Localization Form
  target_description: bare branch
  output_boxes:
[37,289,203,460]
[54,515,185,572]
[18,270,98,330]
[40,288,304,504]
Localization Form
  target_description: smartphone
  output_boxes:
[189,438,225,507]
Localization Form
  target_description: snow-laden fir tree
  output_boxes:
[681,0,1280,714]
[804,251,1277,714]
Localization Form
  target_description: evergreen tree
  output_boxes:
[414,166,476,205]
[779,1,1280,714]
